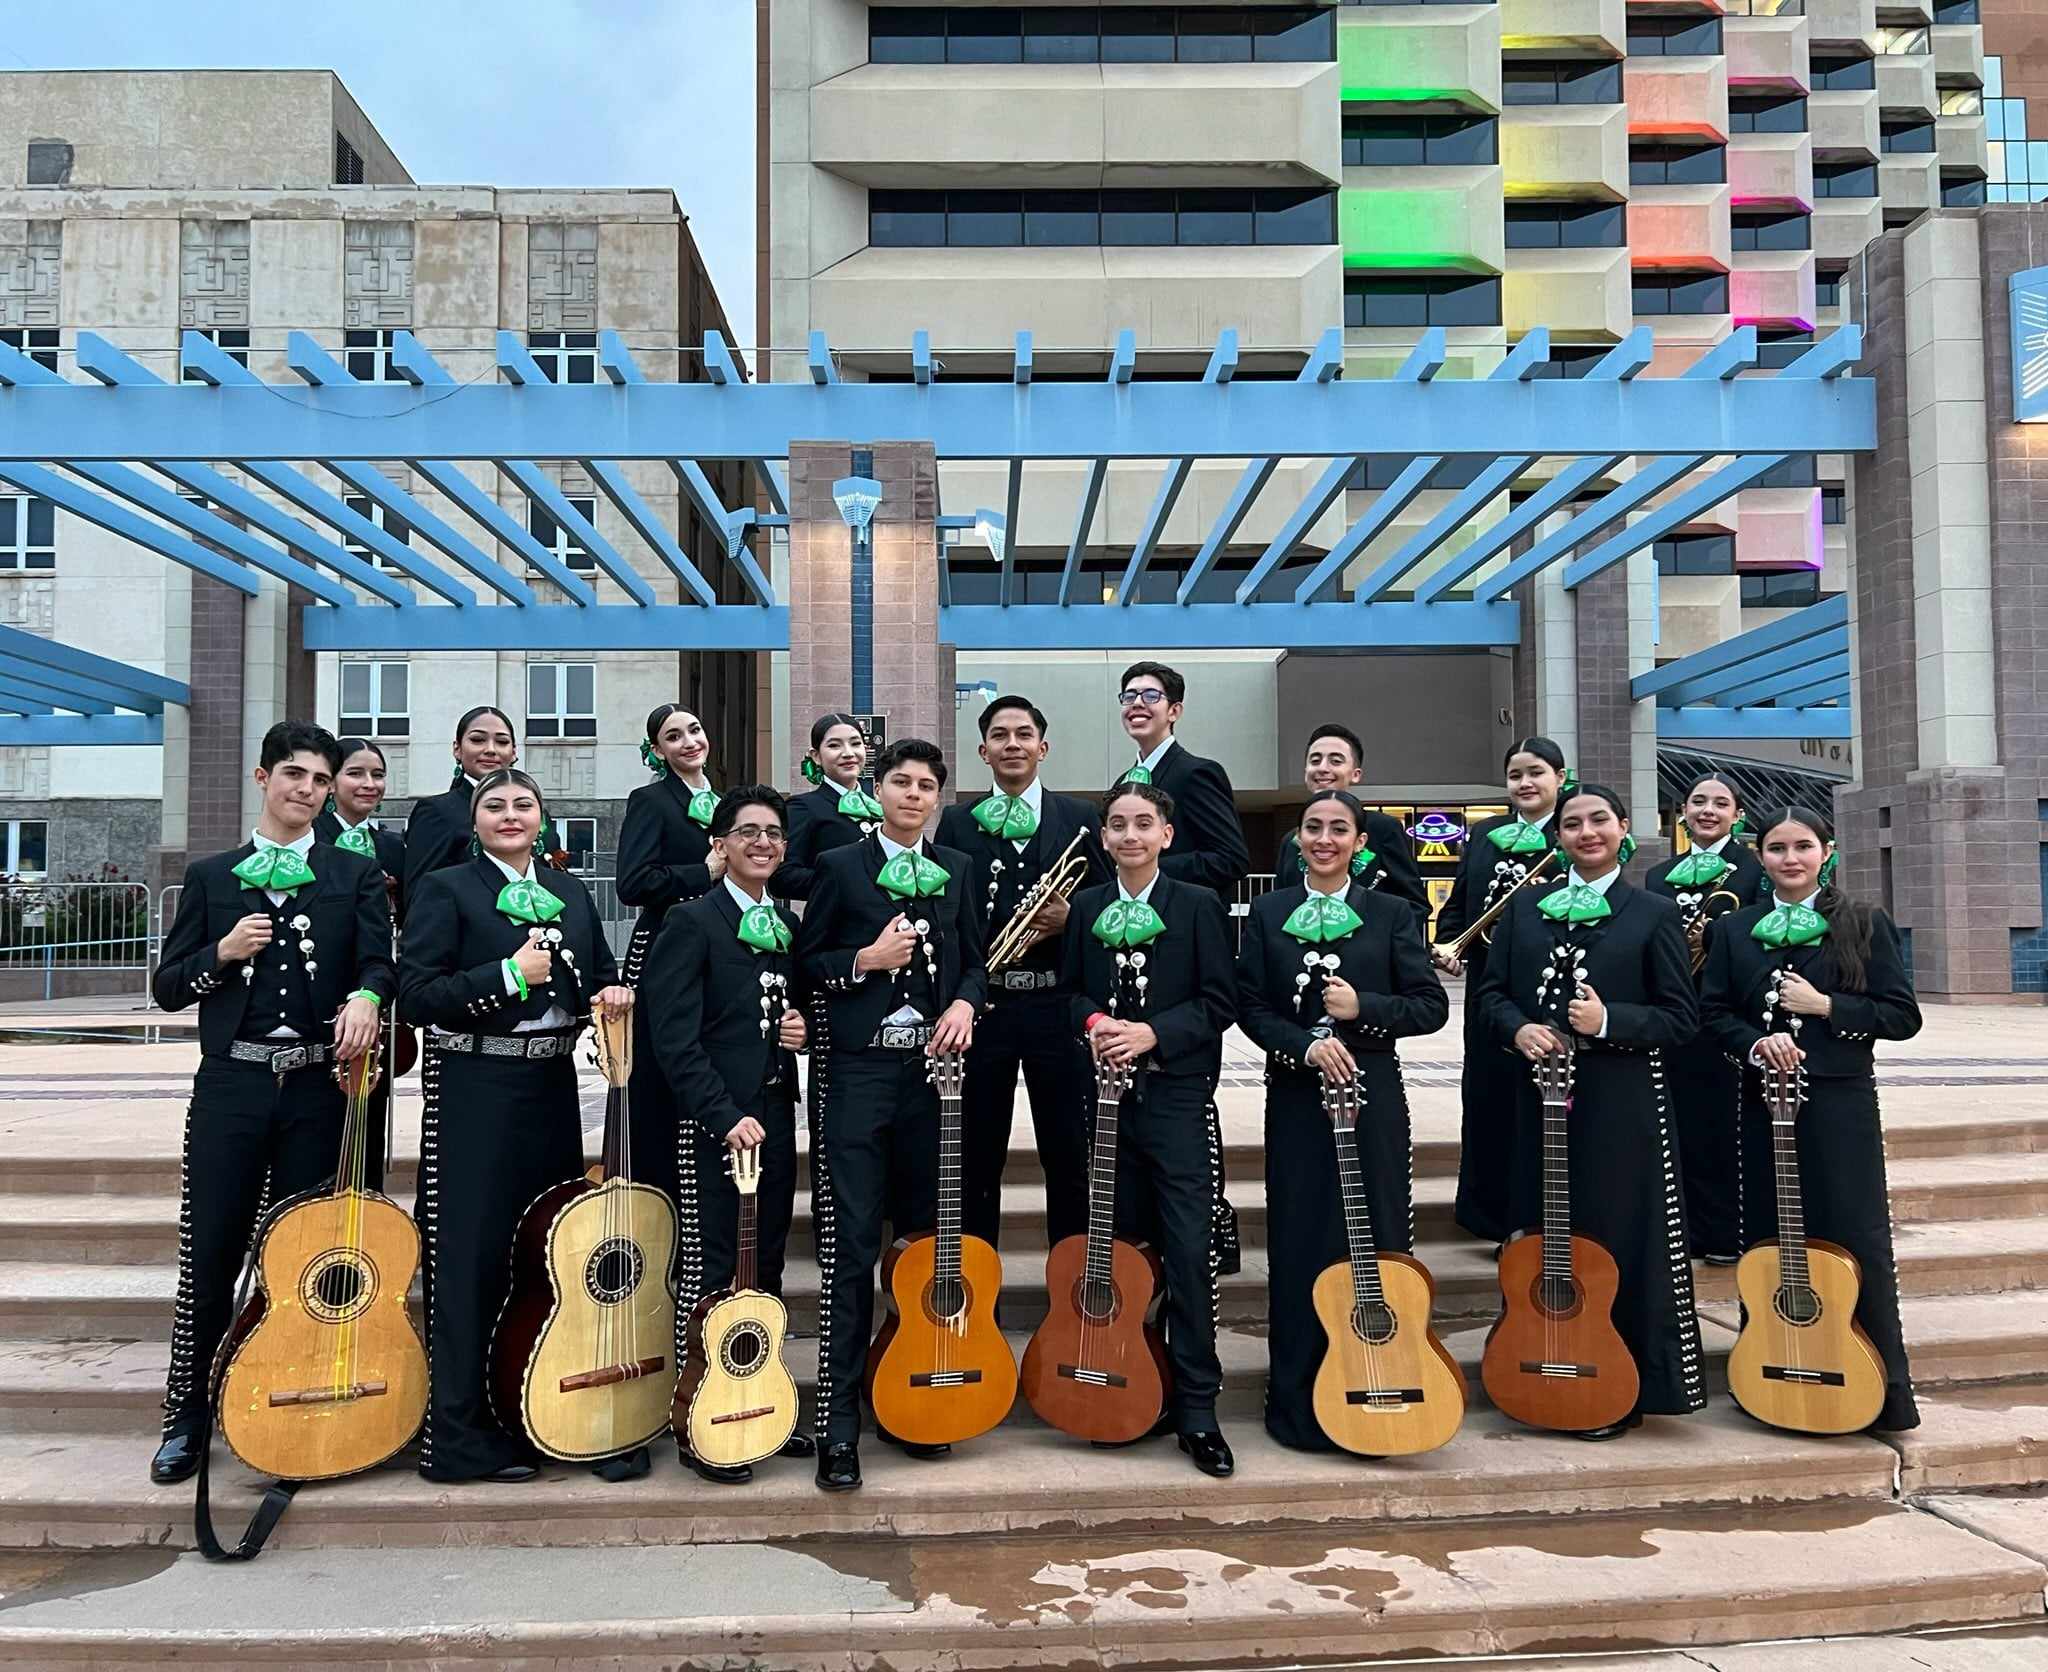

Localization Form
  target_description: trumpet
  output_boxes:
[1685,888,1744,974]
[986,829,1090,977]
[1434,846,1562,964]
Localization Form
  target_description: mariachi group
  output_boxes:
[148,659,1922,1519]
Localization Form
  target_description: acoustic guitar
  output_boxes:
[1726,1059,1886,1433]
[867,1051,1018,1446]
[1021,1056,1170,1443]
[674,1145,801,1466]
[1481,1039,1640,1431]
[1310,1075,1465,1456]
[216,1038,428,1480]
[490,1002,679,1463]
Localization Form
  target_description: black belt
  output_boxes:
[994,968,1060,993]
[226,1040,331,1075]
[427,1026,579,1061]
[870,1022,934,1052]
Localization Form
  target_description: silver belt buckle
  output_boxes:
[999,969,1048,992]
[529,1036,562,1060]
[270,1045,310,1076]
[877,1023,929,1051]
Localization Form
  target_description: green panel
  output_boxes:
[1338,12,1488,109]
[1340,187,1497,274]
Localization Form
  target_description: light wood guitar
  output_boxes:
[867,1051,1018,1446]
[1021,1056,1170,1443]
[1481,1039,1640,1432]
[216,1039,428,1480]
[674,1145,800,1466]
[1727,1059,1887,1433]
[1310,1075,1465,1456]
[490,1003,679,1463]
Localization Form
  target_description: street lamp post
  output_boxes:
[832,456,883,719]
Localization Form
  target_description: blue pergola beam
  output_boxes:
[1715,642,1852,708]
[1475,454,1703,604]
[0,688,52,714]
[942,600,1519,651]
[1356,455,1527,604]
[808,331,838,386]
[1286,459,1438,605]
[0,461,260,599]
[1561,452,1788,589]
[0,713,164,747]
[1113,331,1241,605]
[0,673,113,715]
[303,604,791,652]
[701,331,788,512]
[669,459,775,605]
[912,331,933,387]
[0,662,157,714]
[1770,674,1851,709]
[1058,338,1139,605]
[584,460,719,607]
[0,622,187,708]
[1001,459,1023,607]
[1631,595,1850,700]
[1014,331,1033,386]
[1658,705,1849,742]
[1654,624,1849,707]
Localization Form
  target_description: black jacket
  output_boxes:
[616,774,716,940]
[399,857,619,1034]
[1061,874,1236,1082]
[1275,809,1430,931]
[1645,838,1769,972]
[153,841,396,1058]
[1700,900,1921,1079]
[1434,812,1563,963]
[774,783,880,902]
[1474,876,1697,1055]
[1236,881,1448,1074]
[793,834,988,1051]
[399,782,476,926]
[314,809,404,921]
[1113,739,1248,897]
[936,787,1111,975]
[646,886,800,1138]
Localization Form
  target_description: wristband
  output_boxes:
[504,957,530,1002]
[346,989,382,1008]
[1085,1011,1107,1033]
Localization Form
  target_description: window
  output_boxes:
[1627,15,1723,55]
[1943,176,1988,207]
[2,820,48,880]
[868,6,1334,64]
[1942,88,1984,118]
[1501,60,1623,106]
[1741,570,1823,608]
[1877,26,1930,57]
[1756,456,1818,489]
[0,495,55,571]
[1757,329,1817,368]
[1815,266,1847,308]
[1345,276,1501,328]
[528,331,597,384]
[1814,159,1879,197]
[1654,534,1734,576]
[1933,0,1978,19]
[1729,94,1808,134]
[0,328,58,372]
[1732,211,1812,251]
[1822,485,1845,525]
[1631,142,1726,185]
[342,494,414,574]
[1882,121,1937,155]
[344,328,405,384]
[556,816,599,872]
[1343,114,1499,167]
[338,661,409,739]
[1352,455,1488,490]
[528,497,598,575]
[334,132,365,185]
[25,141,70,185]
[1632,270,1730,315]
[1505,201,1625,249]
[527,662,596,740]
[1525,346,1612,379]
[180,327,249,384]
[1810,55,1877,91]
[869,188,1335,248]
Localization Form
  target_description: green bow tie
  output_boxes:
[877,849,950,900]
[1666,850,1730,888]
[1537,882,1612,924]
[971,793,1038,841]
[736,901,792,954]
[1122,764,1153,786]
[494,877,565,924]
[1282,893,1364,944]
[1489,821,1550,855]
[1298,845,1376,878]
[332,825,376,859]
[837,787,884,822]
[1753,903,1828,949]
[686,788,719,829]
[233,846,315,895]
[1092,898,1166,948]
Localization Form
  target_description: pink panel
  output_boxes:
[1627,198,1726,268]
[1626,65,1728,142]
[1737,489,1824,570]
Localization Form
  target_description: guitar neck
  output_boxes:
[736,1183,759,1294]
[935,1087,963,1283]
[1082,1086,1123,1288]
[598,1084,631,1182]
[1331,1120,1387,1311]
[1539,1065,1574,1281]
[1767,1070,1809,1288]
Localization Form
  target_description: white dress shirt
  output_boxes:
[876,830,931,1023]
[1134,736,1177,777]
[1564,865,1621,1039]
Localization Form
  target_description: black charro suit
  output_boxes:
[938,786,1110,1250]
[312,808,404,1193]
[1113,738,1249,897]
[1274,810,1431,932]
[398,781,474,927]
[313,810,405,895]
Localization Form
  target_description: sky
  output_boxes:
[7,0,761,344]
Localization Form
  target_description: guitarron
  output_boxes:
[867,1051,1018,1446]
[1021,1057,1169,1443]
[490,1002,679,1462]
[1481,1040,1640,1431]
[674,1145,800,1466]
[1310,1075,1465,1456]
[216,1039,428,1480]
[1726,1060,1886,1433]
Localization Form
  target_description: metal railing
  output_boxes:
[0,879,154,1001]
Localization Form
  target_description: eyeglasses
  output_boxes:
[1118,688,1169,708]
[725,825,787,845]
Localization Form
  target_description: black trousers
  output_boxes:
[1738,1072,1918,1431]
[677,1085,799,1315]
[1453,949,1516,1243]
[1109,1071,1223,1425]
[813,1047,941,1445]
[1262,1058,1413,1451]
[1670,1036,1741,1257]
[417,1046,584,1480]
[961,988,1091,1249]
[164,1057,345,1430]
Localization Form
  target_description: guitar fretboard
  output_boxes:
[1537,1052,1576,1282]
[1766,1065,1809,1289]
[935,1086,963,1285]
[1331,1110,1387,1312]
[736,1184,759,1294]
[1083,1084,1123,1290]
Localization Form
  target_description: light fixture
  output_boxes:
[832,475,883,530]
[972,508,1006,563]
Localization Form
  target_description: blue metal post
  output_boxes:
[849,449,875,716]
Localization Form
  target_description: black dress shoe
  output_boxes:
[876,1425,951,1460]
[1178,1429,1235,1478]
[1700,1252,1740,1267]
[779,1431,817,1459]
[418,1462,540,1484]
[1575,1410,1643,1442]
[592,1446,651,1483]
[149,1419,204,1486]
[816,1441,861,1492]
[680,1447,753,1486]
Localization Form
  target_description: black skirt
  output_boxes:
[1453,948,1518,1243]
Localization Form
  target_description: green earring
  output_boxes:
[449,763,468,790]
[1731,814,1748,837]
[801,757,825,785]
[1818,851,1838,887]
[639,738,667,777]
[466,833,484,861]
[323,794,338,818]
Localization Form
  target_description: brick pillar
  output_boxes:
[183,572,248,859]
[1573,561,1633,791]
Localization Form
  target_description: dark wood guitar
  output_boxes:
[1021,1056,1170,1443]
[867,1051,1018,1446]
[1727,1060,1886,1433]
[490,1003,678,1463]
[1481,1039,1640,1431]
[216,1038,427,1479]
[674,1145,801,1466]
[1310,1075,1465,1456]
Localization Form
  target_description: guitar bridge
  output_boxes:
[1057,1365,1128,1388]
[709,1406,780,1425]
[1344,1388,1424,1406]
[1762,1366,1848,1387]
[559,1355,666,1393]
[909,1370,983,1388]
[1518,1361,1600,1378]
[267,1379,387,1407]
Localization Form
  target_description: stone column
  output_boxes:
[182,571,249,859]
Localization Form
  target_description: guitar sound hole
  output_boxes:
[1076,1278,1118,1325]
[300,1251,376,1324]
[585,1238,645,1306]
[718,1319,772,1378]
[1537,1275,1580,1316]
[1351,1302,1396,1346]
[925,1276,967,1324]
[1774,1284,1822,1327]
